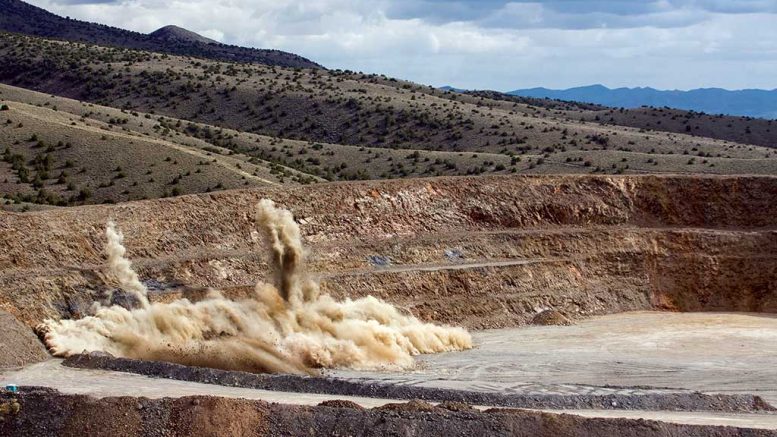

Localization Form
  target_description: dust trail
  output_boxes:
[105,221,149,308]
[40,200,472,374]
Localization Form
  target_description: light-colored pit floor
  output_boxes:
[2,312,776,429]
[330,312,777,404]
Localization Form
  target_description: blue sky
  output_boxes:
[27,0,777,91]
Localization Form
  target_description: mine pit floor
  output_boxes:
[331,311,777,405]
[2,312,776,430]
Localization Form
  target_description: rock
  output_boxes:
[531,309,573,326]
[376,399,438,412]
[318,400,365,410]
[438,401,474,412]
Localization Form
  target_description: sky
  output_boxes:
[25,0,777,91]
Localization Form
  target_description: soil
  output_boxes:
[0,311,48,368]
[317,399,364,409]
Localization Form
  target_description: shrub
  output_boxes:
[0,104,9,111]
[77,188,92,201]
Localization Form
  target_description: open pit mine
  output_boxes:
[1,174,777,436]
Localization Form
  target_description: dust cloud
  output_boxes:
[105,221,149,308]
[40,200,472,374]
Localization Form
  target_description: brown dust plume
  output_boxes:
[40,199,472,374]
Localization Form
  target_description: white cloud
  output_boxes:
[25,0,777,91]
[198,29,225,42]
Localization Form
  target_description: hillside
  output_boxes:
[0,84,324,208]
[466,90,777,150]
[1,83,557,207]
[510,84,777,119]
[1,32,776,195]
[578,106,777,150]
[0,0,321,69]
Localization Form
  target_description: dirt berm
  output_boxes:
[1,174,776,330]
[2,387,775,437]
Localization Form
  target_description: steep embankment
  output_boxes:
[0,174,776,331]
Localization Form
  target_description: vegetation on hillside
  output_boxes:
[0,31,775,209]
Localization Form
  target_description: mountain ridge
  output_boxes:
[0,0,322,69]
[508,84,777,119]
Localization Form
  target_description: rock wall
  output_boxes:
[1,174,775,328]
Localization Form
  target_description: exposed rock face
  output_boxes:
[0,174,775,330]
[0,311,48,368]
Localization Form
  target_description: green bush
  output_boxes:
[0,104,9,111]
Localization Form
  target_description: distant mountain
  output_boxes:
[509,85,777,119]
[0,0,322,69]
[439,86,467,93]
